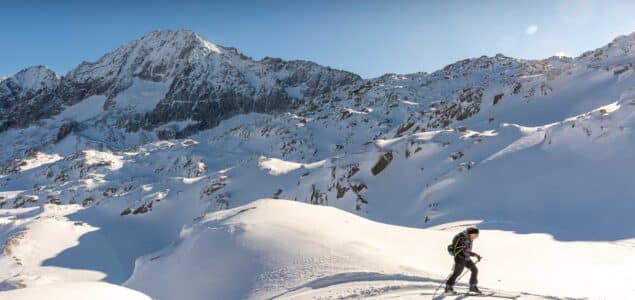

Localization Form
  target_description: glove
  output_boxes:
[474,254,482,262]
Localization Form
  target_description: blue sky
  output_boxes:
[2,0,635,78]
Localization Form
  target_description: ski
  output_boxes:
[464,292,492,296]
[425,291,520,299]
[463,292,519,299]
[479,288,522,299]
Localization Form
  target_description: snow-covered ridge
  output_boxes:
[2,29,634,139]
[0,29,361,135]
[60,30,219,103]
[0,66,59,102]
[577,31,635,65]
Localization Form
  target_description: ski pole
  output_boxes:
[432,265,455,298]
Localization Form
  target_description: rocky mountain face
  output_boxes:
[0,66,61,130]
[141,45,361,135]
[5,29,634,143]
[0,30,361,135]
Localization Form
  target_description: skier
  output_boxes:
[445,226,482,294]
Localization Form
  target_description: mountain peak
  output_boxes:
[576,30,635,64]
[58,29,226,103]
[137,29,222,54]
[67,28,224,81]
[0,65,59,102]
[12,65,59,85]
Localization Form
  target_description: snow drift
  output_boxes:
[125,199,635,299]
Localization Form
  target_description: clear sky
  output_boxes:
[3,0,635,79]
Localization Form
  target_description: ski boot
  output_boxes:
[444,285,456,294]
[469,284,482,294]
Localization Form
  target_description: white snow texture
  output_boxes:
[2,29,635,299]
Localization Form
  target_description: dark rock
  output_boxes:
[450,151,464,160]
[335,182,349,199]
[56,121,80,142]
[371,151,393,176]
[394,121,415,137]
[492,93,504,105]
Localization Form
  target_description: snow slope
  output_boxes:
[0,204,152,299]
[125,199,634,299]
[0,282,150,300]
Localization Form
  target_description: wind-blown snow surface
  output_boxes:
[127,200,635,299]
[2,30,635,299]
[4,200,632,299]
[0,282,150,300]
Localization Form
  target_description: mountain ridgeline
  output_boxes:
[0,30,361,134]
[3,29,635,142]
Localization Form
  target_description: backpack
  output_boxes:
[446,232,465,256]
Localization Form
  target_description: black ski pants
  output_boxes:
[446,256,478,286]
